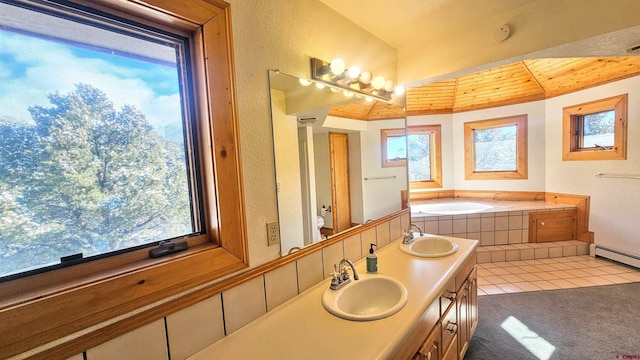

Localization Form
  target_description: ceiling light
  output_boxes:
[299,78,312,86]
[315,82,325,89]
[310,57,399,103]
[348,65,360,79]
[371,76,385,90]
[329,58,346,75]
[394,85,405,95]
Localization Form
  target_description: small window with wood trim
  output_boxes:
[408,125,442,189]
[381,128,407,167]
[464,115,528,180]
[562,94,627,161]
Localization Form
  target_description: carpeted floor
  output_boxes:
[465,282,640,360]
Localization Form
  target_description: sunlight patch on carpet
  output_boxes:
[501,316,556,360]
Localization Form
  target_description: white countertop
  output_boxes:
[189,235,479,360]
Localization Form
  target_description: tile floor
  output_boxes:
[477,255,640,295]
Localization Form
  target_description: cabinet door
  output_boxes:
[417,324,441,360]
[457,280,470,360]
[441,301,457,354]
[469,266,478,338]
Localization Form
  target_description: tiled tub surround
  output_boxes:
[65,212,412,360]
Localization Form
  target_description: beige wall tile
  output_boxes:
[453,219,466,234]
[222,276,266,334]
[534,248,549,259]
[360,227,377,258]
[438,219,452,235]
[548,246,563,258]
[476,251,492,264]
[424,220,438,234]
[491,250,506,263]
[265,262,298,311]
[401,212,411,231]
[389,216,403,242]
[495,230,509,245]
[343,233,362,262]
[505,249,520,261]
[466,232,481,241]
[86,319,167,360]
[520,248,535,260]
[166,295,224,360]
[509,214,523,229]
[322,241,344,277]
[467,218,481,232]
[297,250,323,293]
[508,229,523,244]
[376,222,391,248]
[495,216,509,231]
[481,217,495,231]
[480,232,495,246]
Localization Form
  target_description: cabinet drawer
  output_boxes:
[442,333,458,360]
[417,324,441,360]
[441,300,457,352]
[439,279,455,317]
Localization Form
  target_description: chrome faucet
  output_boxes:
[403,223,424,244]
[329,258,359,290]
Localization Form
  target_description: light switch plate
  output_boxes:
[266,221,280,246]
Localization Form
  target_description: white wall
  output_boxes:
[359,119,408,220]
[408,101,546,192]
[271,90,304,252]
[545,76,640,258]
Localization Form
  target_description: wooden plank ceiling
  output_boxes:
[329,57,640,119]
[405,56,640,116]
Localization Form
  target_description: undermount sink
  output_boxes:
[400,236,459,258]
[322,274,408,321]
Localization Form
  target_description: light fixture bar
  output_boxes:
[310,57,396,103]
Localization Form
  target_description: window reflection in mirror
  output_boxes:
[268,70,408,256]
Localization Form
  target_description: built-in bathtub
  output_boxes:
[409,198,576,246]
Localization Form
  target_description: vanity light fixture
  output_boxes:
[310,57,402,102]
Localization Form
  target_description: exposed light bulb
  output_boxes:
[365,96,373,102]
[329,87,340,93]
[359,71,372,84]
[394,85,405,95]
[298,78,312,86]
[343,90,354,97]
[348,65,360,79]
[384,80,395,92]
[371,75,385,90]
[315,82,325,89]
[329,58,346,75]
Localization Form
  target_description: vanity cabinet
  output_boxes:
[403,252,477,360]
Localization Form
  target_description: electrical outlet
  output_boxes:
[266,221,280,246]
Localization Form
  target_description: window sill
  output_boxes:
[0,243,248,358]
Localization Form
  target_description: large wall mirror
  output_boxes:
[268,70,407,256]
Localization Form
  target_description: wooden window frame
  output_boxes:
[408,125,443,189]
[464,114,528,180]
[562,94,627,161]
[381,128,407,167]
[0,0,248,358]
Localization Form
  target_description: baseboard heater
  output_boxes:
[591,244,640,269]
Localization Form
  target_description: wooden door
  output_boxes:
[329,132,351,233]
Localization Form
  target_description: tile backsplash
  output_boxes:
[68,212,410,360]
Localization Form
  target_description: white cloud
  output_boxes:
[0,32,181,132]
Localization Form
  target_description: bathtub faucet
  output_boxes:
[403,224,424,244]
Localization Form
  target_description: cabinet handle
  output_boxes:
[540,221,545,226]
[426,343,438,360]
[442,291,456,301]
[446,322,458,333]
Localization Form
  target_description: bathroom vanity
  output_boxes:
[189,235,478,360]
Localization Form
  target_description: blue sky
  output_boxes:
[0,29,182,134]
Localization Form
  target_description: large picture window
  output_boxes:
[464,115,528,180]
[0,1,246,358]
[0,0,199,280]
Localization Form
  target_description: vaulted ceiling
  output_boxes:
[329,56,640,120]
